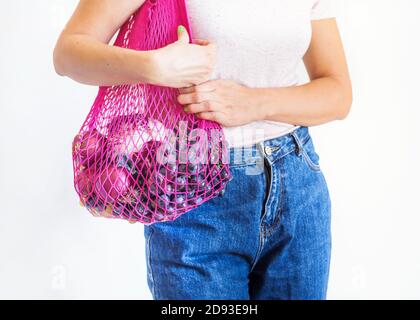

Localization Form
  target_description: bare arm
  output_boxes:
[53,0,152,86]
[53,0,216,87]
[179,19,353,127]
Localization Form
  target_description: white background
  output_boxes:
[0,0,419,299]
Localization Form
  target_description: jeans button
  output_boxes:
[264,146,273,156]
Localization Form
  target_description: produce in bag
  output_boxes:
[72,0,232,224]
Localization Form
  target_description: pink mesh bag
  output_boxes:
[72,0,232,224]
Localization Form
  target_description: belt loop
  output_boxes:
[291,130,303,156]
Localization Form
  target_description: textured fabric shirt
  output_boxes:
[185,0,335,147]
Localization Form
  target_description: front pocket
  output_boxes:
[301,138,321,172]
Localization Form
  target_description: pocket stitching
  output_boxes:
[301,143,321,172]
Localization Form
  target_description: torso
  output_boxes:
[185,0,327,147]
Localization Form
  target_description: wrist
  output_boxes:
[135,49,163,85]
[243,87,268,121]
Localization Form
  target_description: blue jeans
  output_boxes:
[144,127,331,300]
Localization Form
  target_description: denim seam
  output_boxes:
[301,148,321,172]
[279,156,286,221]
[146,227,157,299]
[250,224,265,272]
[266,164,279,227]
[250,155,271,272]
[296,131,311,144]
[290,131,320,171]
[290,132,311,155]
[261,157,274,228]
[265,215,281,237]
[270,149,294,165]
[265,157,286,236]
[269,131,310,164]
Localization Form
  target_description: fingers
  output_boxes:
[177,91,209,104]
[178,82,218,113]
[193,39,210,46]
[184,101,220,113]
[193,38,216,48]
[196,39,217,56]
[196,112,221,123]
[178,81,216,94]
[205,42,218,59]
[177,25,190,44]
[178,86,195,94]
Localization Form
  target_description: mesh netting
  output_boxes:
[72,0,232,224]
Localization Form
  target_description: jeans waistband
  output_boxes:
[228,127,310,167]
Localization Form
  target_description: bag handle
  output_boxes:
[114,0,194,49]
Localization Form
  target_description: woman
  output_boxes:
[54,0,352,300]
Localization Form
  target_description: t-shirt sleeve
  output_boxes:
[311,0,335,20]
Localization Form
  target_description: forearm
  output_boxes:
[249,76,352,126]
[53,34,157,86]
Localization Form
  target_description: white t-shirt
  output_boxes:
[185,0,335,147]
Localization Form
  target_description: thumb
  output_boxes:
[177,25,190,44]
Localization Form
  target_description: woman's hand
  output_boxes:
[177,80,261,127]
[54,0,216,87]
[151,26,217,88]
